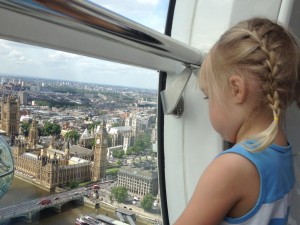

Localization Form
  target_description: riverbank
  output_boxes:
[14,172,53,192]
[83,192,162,224]
[99,201,162,224]
[12,174,162,224]
[1,176,146,225]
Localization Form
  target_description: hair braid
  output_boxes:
[238,28,280,151]
[246,26,281,124]
[200,18,300,151]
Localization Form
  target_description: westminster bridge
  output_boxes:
[0,187,87,223]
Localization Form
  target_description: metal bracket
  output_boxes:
[172,96,184,118]
[160,65,197,117]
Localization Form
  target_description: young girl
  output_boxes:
[174,18,300,225]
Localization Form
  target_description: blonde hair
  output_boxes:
[199,18,300,151]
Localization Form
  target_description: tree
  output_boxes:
[111,122,121,127]
[106,168,119,177]
[135,133,151,151]
[20,122,31,137]
[111,186,128,203]
[141,193,155,211]
[109,194,113,203]
[68,181,79,189]
[112,150,125,158]
[65,130,80,143]
[43,122,61,136]
[127,146,141,155]
[126,133,152,156]
[87,121,101,132]
[126,147,133,155]
[116,159,122,167]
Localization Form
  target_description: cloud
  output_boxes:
[8,50,25,61]
[0,40,10,49]
[0,0,169,89]
[0,39,159,89]
[0,40,38,64]
[136,0,159,6]
[90,0,168,31]
[48,51,80,61]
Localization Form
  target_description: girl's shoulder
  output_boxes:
[218,141,293,165]
[173,150,259,225]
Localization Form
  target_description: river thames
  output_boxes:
[0,176,148,225]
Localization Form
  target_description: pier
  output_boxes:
[115,208,136,225]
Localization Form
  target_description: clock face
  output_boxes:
[96,139,100,144]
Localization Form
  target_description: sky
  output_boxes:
[0,0,170,90]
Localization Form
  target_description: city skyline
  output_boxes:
[0,73,158,91]
[0,0,169,90]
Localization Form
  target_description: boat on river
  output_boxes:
[75,214,129,225]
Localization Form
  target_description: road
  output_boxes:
[0,187,87,222]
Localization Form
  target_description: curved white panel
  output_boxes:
[165,0,296,224]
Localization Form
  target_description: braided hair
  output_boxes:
[199,18,300,151]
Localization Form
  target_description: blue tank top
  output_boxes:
[218,142,295,225]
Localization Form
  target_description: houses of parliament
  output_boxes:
[1,95,108,191]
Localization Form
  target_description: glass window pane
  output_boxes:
[0,39,161,225]
[90,0,170,33]
[0,1,170,224]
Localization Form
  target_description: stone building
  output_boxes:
[92,121,108,181]
[117,163,158,197]
[125,113,141,144]
[107,145,123,158]
[19,91,28,105]
[13,119,108,190]
[13,138,91,190]
[108,126,132,152]
[0,95,20,136]
[79,128,94,148]
[27,119,38,149]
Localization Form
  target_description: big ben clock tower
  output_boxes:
[92,120,108,181]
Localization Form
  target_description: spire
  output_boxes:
[49,135,55,149]
[100,120,106,131]
[82,128,90,138]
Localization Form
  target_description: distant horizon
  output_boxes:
[0,73,158,91]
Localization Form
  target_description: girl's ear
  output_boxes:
[229,75,247,104]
